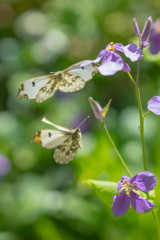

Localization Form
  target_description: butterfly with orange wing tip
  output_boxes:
[33,117,83,164]
[17,61,98,103]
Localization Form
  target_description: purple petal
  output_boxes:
[114,43,143,62]
[97,49,108,58]
[131,171,157,192]
[149,19,160,54]
[123,62,130,72]
[98,52,124,76]
[149,32,160,54]
[141,41,148,48]
[0,154,11,177]
[81,49,108,67]
[81,60,95,67]
[112,191,130,217]
[130,192,154,213]
[147,96,160,115]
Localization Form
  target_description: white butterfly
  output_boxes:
[33,117,82,164]
[17,61,98,103]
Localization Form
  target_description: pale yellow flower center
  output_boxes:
[107,42,115,51]
[121,179,134,194]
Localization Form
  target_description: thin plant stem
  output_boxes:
[135,83,147,170]
[127,72,136,86]
[127,71,148,171]
[100,119,132,177]
[128,66,160,239]
[135,58,160,238]
[151,209,160,240]
[127,37,159,238]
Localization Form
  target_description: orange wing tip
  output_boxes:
[33,131,42,144]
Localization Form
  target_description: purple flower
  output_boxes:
[81,42,143,76]
[147,96,160,115]
[133,17,152,48]
[0,154,11,177]
[112,171,157,217]
[149,18,160,54]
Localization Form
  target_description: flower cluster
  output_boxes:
[17,14,160,223]
[87,16,159,217]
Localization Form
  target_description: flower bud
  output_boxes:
[89,97,103,119]
[141,16,152,48]
[89,97,111,119]
[133,18,140,36]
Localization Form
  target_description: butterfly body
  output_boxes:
[33,118,82,164]
[17,62,98,103]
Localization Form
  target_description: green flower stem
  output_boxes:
[127,72,136,86]
[151,209,160,240]
[143,110,151,119]
[127,71,148,171]
[135,84,147,170]
[100,119,132,177]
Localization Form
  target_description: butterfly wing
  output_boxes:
[33,118,82,164]
[41,117,71,133]
[59,61,98,92]
[65,61,98,82]
[17,72,62,103]
[17,62,98,102]
[54,128,82,164]
[33,130,68,149]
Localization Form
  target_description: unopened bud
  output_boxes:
[89,97,103,119]
[89,97,111,119]
[141,16,152,48]
[133,18,140,36]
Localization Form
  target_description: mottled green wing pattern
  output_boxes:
[59,62,98,92]
[17,72,62,103]
[54,129,82,164]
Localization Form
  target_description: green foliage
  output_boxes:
[86,179,117,206]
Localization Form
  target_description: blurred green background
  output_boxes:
[0,0,160,239]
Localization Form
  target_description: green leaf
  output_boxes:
[86,179,117,206]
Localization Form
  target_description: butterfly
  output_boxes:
[17,61,98,103]
[33,117,83,164]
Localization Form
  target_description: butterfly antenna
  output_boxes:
[77,116,90,128]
